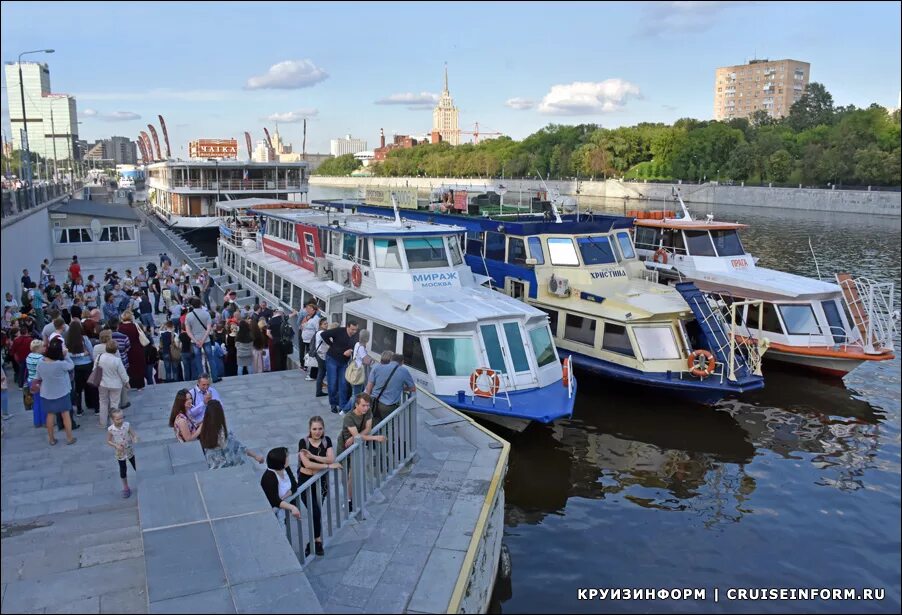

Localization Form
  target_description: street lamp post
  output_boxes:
[17,48,55,207]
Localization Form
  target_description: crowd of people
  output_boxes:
[2,251,416,545]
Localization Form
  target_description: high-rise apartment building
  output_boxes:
[330,134,367,157]
[4,61,79,160]
[432,64,460,146]
[108,136,138,164]
[714,59,810,121]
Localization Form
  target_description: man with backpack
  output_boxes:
[268,309,294,372]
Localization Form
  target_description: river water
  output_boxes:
[306,187,900,611]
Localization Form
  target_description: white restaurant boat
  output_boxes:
[632,195,897,376]
[217,203,576,430]
[146,159,308,230]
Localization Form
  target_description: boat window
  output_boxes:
[503,322,531,372]
[527,237,545,265]
[778,304,821,335]
[548,237,580,266]
[633,326,681,360]
[684,231,717,256]
[329,231,342,256]
[528,326,558,367]
[485,232,506,261]
[564,314,596,346]
[264,269,273,294]
[447,235,464,265]
[429,338,479,376]
[662,229,686,254]
[480,325,508,373]
[290,284,301,310]
[634,226,661,251]
[303,233,316,258]
[821,300,847,344]
[616,232,636,260]
[404,237,448,269]
[577,236,617,265]
[372,322,398,354]
[342,233,356,261]
[602,323,635,357]
[272,275,283,301]
[374,239,402,269]
[402,333,429,373]
[318,229,330,254]
[508,237,528,265]
[538,307,559,336]
[747,302,784,334]
[465,231,484,257]
[281,277,291,305]
[710,230,744,256]
[357,237,370,266]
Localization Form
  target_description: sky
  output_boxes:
[1,1,900,156]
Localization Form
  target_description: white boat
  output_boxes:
[146,159,308,230]
[217,202,576,431]
[632,194,897,376]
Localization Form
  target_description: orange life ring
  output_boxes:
[469,368,501,398]
[688,349,717,378]
[561,356,571,389]
[653,248,670,264]
[350,264,362,287]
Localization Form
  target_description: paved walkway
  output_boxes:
[1,368,506,613]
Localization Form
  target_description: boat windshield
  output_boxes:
[404,237,448,269]
[528,325,557,367]
[429,337,478,376]
[615,232,636,260]
[577,236,617,265]
[710,230,745,256]
[547,237,579,266]
[684,231,717,256]
[633,326,681,360]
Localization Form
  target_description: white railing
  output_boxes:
[837,276,897,354]
[280,394,417,566]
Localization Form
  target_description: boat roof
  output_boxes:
[311,199,634,235]
[691,265,840,299]
[251,207,467,237]
[635,218,747,231]
[216,198,300,211]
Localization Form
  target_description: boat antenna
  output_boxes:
[672,186,693,221]
[808,236,822,280]
[390,192,402,225]
[535,170,562,223]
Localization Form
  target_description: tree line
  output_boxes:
[314,83,900,187]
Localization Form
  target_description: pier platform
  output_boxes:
[0,370,508,613]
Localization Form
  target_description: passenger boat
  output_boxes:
[631,193,897,376]
[312,196,767,405]
[217,202,576,430]
[146,159,308,230]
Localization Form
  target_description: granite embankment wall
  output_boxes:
[310,176,901,216]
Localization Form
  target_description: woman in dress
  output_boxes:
[168,388,201,442]
[36,338,76,445]
[197,400,263,469]
[224,323,238,377]
[117,311,146,390]
[235,320,254,376]
[251,318,267,374]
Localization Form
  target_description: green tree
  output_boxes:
[765,149,793,182]
[787,82,835,131]
[726,143,756,180]
[314,154,361,176]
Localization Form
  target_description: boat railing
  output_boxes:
[638,268,661,284]
[693,292,766,381]
[280,393,417,567]
[837,275,897,354]
[219,223,258,247]
[156,178,307,192]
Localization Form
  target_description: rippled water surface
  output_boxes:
[311,188,900,612]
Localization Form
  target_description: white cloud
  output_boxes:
[506,98,536,110]
[640,1,750,35]
[245,60,328,90]
[375,92,440,106]
[538,79,641,115]
[81,108,141,122]
[263,109,319,123]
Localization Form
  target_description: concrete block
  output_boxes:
[340,550,391,590]
[45,595,100,613]
[9,483,94,507]
[166,442,205,468]
[231,572,323,614]
[137,473,205,530]
[378,562,423,589]
[79,538,143,568]
[325,584,372,610]
[211,512,301,586]
[435,499,482,552]
[366,582,412,614]
[198,465,270,518]
[99,587,147,614]
[408,548,464,613]
[143,523,225,603]
[150,588,234,614]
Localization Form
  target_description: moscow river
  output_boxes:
[304,187,901,612]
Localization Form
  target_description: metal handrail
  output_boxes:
[280,394,418,565]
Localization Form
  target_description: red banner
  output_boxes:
[147,124,162,160]
[158,115,172,158]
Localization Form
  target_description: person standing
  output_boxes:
[95,339,129,428]
[106,409,138,498]
[25,339,46,427]
[185,299,219,382]
[311,320,331,395]
[150,273,163,315]
[321,320,359,414]
[251,318,267,374]
[366,352,416,423]
[118,311,146,390]
[187,374,221,426]
[224,323,238,377]
[11,326,33,388]
[297,302,322,375]
[65,320,95,417]
[235,320,254,376]
[341,329,371,414]
[68,256,81,284]
[36,338,77,446]
[267,309,292,372]
[297,416,340,556]
[159,320,181,382]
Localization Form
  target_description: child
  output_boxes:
[106,409,138,498]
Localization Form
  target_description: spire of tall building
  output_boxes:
[443,62,449,94]
[433,64,460,145]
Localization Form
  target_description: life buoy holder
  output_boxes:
[653,248,670,264]
[469,368,501,398]
[688,349,717,378]
[350,264,362,288]
[561,356,571,389]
